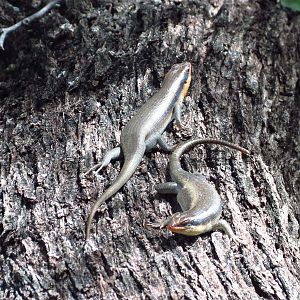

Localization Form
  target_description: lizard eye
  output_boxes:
[177,218,191,227]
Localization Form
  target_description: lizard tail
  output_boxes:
[85,154,143,239]
[170,138,250,173]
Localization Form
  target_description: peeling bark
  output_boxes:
[0,1,299,299]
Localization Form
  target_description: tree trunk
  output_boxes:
[0,1,299,299]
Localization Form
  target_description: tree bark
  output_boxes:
[0,1,299,299]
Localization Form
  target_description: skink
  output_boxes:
[151,138,249,240]
[85,62,192,239]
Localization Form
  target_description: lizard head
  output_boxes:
[164,62,192,97]
[163,212,215,236]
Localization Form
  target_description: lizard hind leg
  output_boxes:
[156,182,180,194]
[157,136,175,152]
[84,147,122,177]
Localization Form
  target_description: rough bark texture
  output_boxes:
[0,1,299,299]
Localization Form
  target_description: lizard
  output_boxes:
[85,62,192,239]
[148,138,249,241]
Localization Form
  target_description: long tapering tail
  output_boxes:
[170,138,250,173]
[86,155,143,239]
